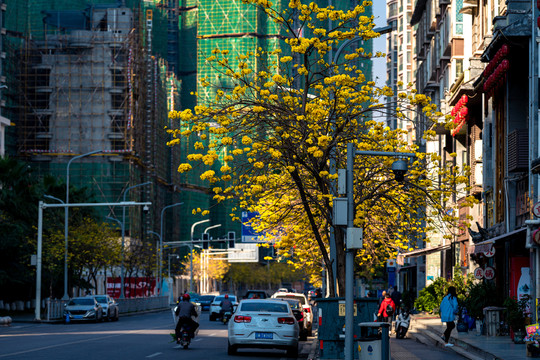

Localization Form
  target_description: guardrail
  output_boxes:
[46,296,169,320]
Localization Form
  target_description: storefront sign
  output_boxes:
[484,267,496,280]
[534,229,540,245]
[533,202,540,218]
[484,246,495,257]
[474,267,484,279]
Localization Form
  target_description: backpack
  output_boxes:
[386,304,394,316]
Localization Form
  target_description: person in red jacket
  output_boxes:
[377,292,396,328]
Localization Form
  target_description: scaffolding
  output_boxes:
[11,3,182,240]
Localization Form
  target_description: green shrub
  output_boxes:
[414,277,448,313]
[464,280,501,319]
[413,270,474,314]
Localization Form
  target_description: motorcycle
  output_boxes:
[172,304,200,349]
[178,324,192,349]
[221,310,232,324]
[395,309,411,339]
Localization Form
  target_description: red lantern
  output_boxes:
[500,44,508,57]
[461,95,468,104]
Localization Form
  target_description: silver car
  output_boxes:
[64,297,104,322]
[91,295,119,321]
[227,299,299,356]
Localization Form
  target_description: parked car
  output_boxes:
[227,299,299,356]
[279,298,309,340]
[271,292,312,336]
[209,294,238,321]
[243,290,269,299]
[64,297,104,323]
[197,295,215,311]
[90,295,119,321]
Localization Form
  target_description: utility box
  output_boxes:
[483,306,505,336]
[317,297,379,359]
[333,198,348,226]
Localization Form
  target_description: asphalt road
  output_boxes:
[0,310,310,360]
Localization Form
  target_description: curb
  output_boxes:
[410,320,494,360]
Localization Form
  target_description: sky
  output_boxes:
[372,0,387,86]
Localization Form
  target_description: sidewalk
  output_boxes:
[409,313,530,360]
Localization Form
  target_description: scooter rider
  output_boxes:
[175,294,199,343]
[219,294,233,319]
[395,306,411,339]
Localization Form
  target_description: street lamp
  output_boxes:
[168,254,179,304]
[329,26,394,360]
[158,202,183,296]
[119,182,151,299]
[148,231,161,295]
[343,143,415,360]
[325,26,394,298]
[190,219,210,293]
[34,199,151,321]
[63,149,102,300]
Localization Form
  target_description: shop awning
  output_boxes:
[397,244,451,264]
[470,227,526,254]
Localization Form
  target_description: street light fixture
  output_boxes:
[63,149,102,300]
[190,219,210,293]
[35,200,151,321]
[158,202,183,295]
[118,182,151,299]
[342,143,415,360]
[329,26,394,360]
[168,254,180,304]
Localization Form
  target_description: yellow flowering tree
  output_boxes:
[168,0,473,296]
[180,249,230,292]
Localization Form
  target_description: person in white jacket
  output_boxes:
[439,286,459,347]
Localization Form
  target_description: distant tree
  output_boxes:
[180,248,230,292]
[223,262,304,291]
[0,156,40,301]
[44,218,121,296]
[0,155,100,300]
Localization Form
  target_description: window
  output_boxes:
[455,59,463,78]
[455,0,464,35]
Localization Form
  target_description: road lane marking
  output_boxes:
[0,325,166,358]
[146,352,162,358]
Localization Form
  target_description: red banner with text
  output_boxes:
[107,277,156,298]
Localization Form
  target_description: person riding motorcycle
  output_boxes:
[219,294,234,320]
[395,306,411,339]
[174,294,199,343]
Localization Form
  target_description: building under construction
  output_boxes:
[3,0,210,251]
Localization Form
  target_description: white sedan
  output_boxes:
[227,299,299,357]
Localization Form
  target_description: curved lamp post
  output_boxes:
[158,202,183,295]
[329,26,394,360]
[63,150,102,300]
[190,219,210,293]
[119,182,151,298]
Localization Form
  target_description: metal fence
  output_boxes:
[46,296,169,320]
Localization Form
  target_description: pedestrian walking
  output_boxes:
[389,286,402,315]
[377,292,396,327]
[440,286,459,347]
